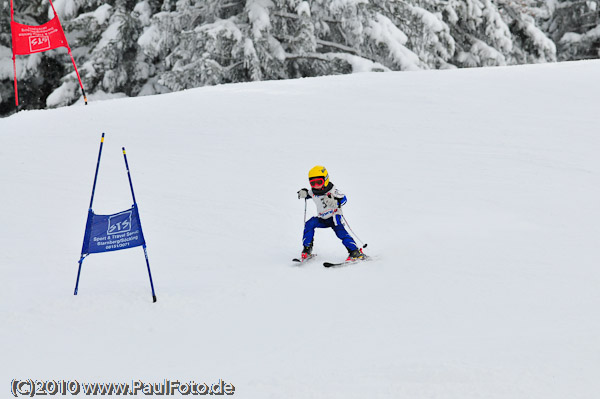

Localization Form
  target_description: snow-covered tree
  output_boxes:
[1,0,595,117]
[547,0,600,60]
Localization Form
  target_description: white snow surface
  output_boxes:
[1,61,600,398]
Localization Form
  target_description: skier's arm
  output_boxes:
[332,189,347,207]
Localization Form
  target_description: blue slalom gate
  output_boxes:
[74,133,157,302]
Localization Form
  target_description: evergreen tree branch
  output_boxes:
[316,40,361,56]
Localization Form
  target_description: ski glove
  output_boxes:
[297,188,309,199]
[323,194,338,209]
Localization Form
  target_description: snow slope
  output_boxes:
[1,61,599,398]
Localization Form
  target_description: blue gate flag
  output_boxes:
[81,206,145,255]
[75,134,156,303]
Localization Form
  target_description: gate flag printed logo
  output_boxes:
[11,16,69,55]
[31,35,51,52]
[81,208,145,254]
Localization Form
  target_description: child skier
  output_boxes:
[297,165,364,261]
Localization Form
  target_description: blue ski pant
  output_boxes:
[303,215,357,251]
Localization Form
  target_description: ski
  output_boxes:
[323,261,346,268]
[293,254,317,263]
[323,255,369,268]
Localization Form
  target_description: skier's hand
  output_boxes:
[297,188,309,199]
[324,193,338,208]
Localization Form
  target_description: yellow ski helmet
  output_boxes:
[308,165,329,188]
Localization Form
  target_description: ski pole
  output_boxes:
[301,198,308,245]
[342,215,367,249]
[303,198,307,226]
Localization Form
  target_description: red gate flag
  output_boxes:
[11,17,69,55]
[10,0,87,108]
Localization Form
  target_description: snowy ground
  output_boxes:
[1,61,599,398]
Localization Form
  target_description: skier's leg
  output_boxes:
[303,217,321,247]
[332,215,358,251]
[303,217,332,247]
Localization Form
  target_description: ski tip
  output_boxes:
[293,254,317,263]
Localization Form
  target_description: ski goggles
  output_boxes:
[309,177,325,188]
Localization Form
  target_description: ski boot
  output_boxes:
[301,242,313,260]
[346,248,365,261]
